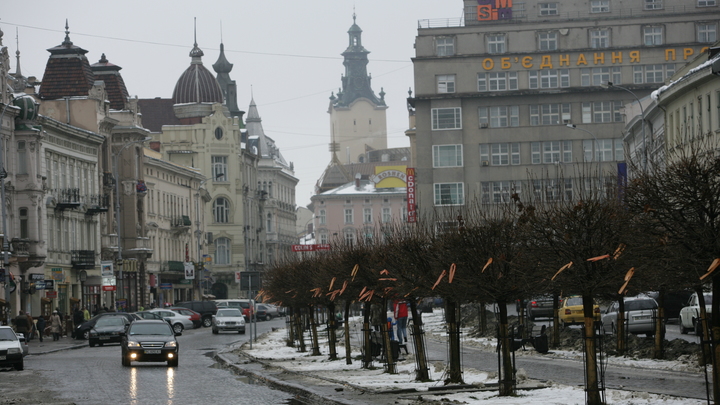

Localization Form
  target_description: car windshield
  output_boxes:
[625,299,658,311]
[217,309,242,317]
[0,329,17,341]
[129,323,173,336]
[96,317,126,326]
[566,297,583,306]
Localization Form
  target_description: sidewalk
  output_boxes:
[25,335,87,355]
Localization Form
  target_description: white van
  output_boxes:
[214,299,254,322]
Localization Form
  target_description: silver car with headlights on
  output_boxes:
[212,308,246,334]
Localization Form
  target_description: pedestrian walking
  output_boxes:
[394,299,409,343]
[370,303,384,332]
[50,311,62,341]
[82,306,90,321]
[14,310,30,336]
[72,306,84,339]
[36,315,46,342]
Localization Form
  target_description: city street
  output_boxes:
[1,318,298,405]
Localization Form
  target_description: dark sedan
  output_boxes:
[89,316,129,347]
[121,320,180,367]
[75,313,135,340]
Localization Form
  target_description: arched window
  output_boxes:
[213,197,230,223]
[215,237,231,264]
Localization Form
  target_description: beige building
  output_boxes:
[409,1,720,213]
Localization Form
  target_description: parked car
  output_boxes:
[121,320,180,367]
[147,309,194,334]
[174,301,218,327]
[0,326,24,370]
[641,290,694,320]
[559,296,600,327]
[169,307,202,328]
[89,316,129,347]
[679,292,713,334]
[212,308,246,334]
[601,296,660,336]
[75,312,136,340]
[214,299,254,322]
[132,311,165,321]
[261,304,281,320]
[17,332,28,357]
[525,296,561,321]
[254,304,268,321]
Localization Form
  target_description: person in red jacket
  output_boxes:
[394,300,409,343]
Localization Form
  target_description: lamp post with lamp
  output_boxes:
[566,124,600,161]
[113,136,151,306]
[604,82,647,170]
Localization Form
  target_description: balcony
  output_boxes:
[86,194,110,215]
[103,172,115,189]
[171,216,191,231]
[71,250,96,269]
[10,238,29,258]
[56,188,81,211]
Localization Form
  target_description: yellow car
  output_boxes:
[559,296,600,326]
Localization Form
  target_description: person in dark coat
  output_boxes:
[14,311,30,335]
[72,307,84,339]
[36,315,46,342]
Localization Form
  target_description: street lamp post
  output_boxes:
[605,81,647,170]
[113,137,151,306]
[194,178,211,300]
[566,124,600,161]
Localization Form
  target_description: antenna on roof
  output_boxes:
[193,17,197,47]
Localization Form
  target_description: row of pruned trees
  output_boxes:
[262,146,720,405]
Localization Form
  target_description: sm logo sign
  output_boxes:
[478,0,513,21]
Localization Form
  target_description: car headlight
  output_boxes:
[8,347,21,354]
[216,321,225,326]
[164,341,177,348]
[127,341,141,348]
[89,332,98,337]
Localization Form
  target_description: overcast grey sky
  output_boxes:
[2,1,459,207]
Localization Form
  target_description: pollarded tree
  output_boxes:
[624,146,720,402]
[525,174,638,405]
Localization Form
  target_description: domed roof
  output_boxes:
[172,40,223,105]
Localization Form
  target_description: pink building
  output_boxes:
[311,167,409,246]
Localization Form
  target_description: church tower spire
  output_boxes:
[334,14,385,107]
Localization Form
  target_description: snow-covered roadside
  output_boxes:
[236,310,706,404]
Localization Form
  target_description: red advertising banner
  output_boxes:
[406,168,417,223]
[102,286,116,292]
[315,244,331,251]
[45,291,58,298]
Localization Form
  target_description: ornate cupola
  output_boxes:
[38,20,95,100]
[334,14,385,108]
[91,54,130,110]
[172,20,224,122]
[212,42,242,118]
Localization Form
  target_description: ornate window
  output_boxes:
[213,197,230,223]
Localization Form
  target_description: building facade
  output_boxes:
[410,0,720,213]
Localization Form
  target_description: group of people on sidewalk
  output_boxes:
[11,304,93,342]
[371,299,409,343]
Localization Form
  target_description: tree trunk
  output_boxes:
[616,297,626,355]
[696,286,711,367]
[409,298,429,381]
[552,293,560,348]
[653,290,665,359]
[295,309,306,353]
[498,300,514,396]
[446,299,463,384]
[327,302,338,360]
[362,302,372,369]
[309,305,321,356]
[380,298,397,374]
[344,300,352,365]
[712,279,720,404]
[582,294,602,405]
[287,306,295,347]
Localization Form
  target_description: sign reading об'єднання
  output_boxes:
[478,0,513,21]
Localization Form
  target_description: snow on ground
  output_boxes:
[238,310,705,404]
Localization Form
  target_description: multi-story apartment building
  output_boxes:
[409,1,720,212]
[246,99,298,267]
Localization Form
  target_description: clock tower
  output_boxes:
[328,14,388,165]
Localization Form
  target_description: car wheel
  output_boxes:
[694,319,703,337]
[89,340,96,347]
[14,360,23,371]
[202,317,213,328]
[212,328,218,334]
[173,323,184,334]
[265,315,272,322]
[83,330,90,340]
